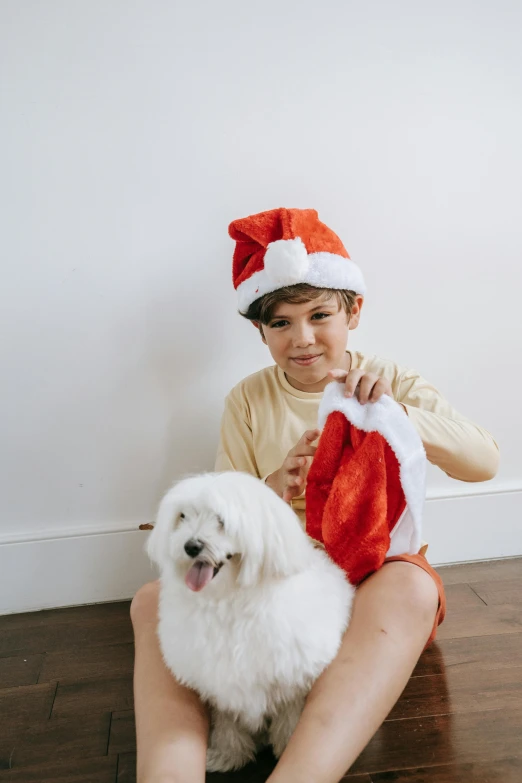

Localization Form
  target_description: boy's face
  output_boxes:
[260,293,363,393]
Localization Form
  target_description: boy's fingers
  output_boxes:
[369,378,389,401]
[286,456,306,471]
[283,488,296,503]
[358,374,380,403]
[357,375,374,404]
[287,455,315,473]
[302,429,320,443]
[293,445,317,459]
[343,369,365,397]
[289,430,320,457]
[282,480,302,502]
[283,473,302,486]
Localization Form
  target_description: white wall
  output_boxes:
[1,1,521,613]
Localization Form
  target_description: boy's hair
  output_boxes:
[240,284,357,333]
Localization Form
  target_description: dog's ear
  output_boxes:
[236,481,313,588]
[146,487,178,570]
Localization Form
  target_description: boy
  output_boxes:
[131,208,498,783]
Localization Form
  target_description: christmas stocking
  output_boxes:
[306,380,427,585]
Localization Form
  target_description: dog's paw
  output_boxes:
[206,745,252,773]
[269,697,306,758]
[205,746,230,773]
[206,708,257,772]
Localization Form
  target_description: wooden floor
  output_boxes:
[1,557,521,783]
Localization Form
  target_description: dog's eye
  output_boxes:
[217,515,225,529]
[178,512,185,522]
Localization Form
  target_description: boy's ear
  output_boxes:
[253,321,267,344]
[348,295,364,330]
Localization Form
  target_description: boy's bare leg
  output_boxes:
[131,582,209,783]
[266,561,439,783]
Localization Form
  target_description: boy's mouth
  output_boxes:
[291,354,322,366]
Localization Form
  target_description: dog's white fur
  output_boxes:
[147,471,354,772]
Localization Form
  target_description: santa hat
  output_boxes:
[306,381,426,586]
[229,208,366,314]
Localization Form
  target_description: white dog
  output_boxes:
[146,471,354,772]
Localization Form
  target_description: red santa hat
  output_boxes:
[229,207,366,313]
[306,381,426,586]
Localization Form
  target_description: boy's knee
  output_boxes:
[130,580,160,629]
[382,561,439,630]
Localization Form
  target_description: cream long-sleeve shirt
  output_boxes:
[215,350,499,520]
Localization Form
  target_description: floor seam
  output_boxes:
[48,680,59,718]
[467,583,489,605]
[106,711,113,756]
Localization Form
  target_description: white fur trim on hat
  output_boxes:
[318,381,426,556]
[237,252,366,313]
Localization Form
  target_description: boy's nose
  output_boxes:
[293,327,315,347]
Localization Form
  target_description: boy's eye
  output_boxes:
[269,313,330,328]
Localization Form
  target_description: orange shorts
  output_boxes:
[383,552,446,648]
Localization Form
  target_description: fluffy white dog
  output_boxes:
[146,471,354,772]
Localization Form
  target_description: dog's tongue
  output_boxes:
[185,561,214,592]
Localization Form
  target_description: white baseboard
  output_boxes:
[422,487,521,564]
[1,488,520,616]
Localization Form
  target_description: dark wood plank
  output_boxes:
[52,676,133,717]
[39,642,134,682]
[413,633,522,678]
[0,756,117,782]
[0,655,44,688]
[0,601,131,632]
[109,710,136,755]
[389,664,522,721]
[468,578,522,606]
[0,683,55,727]
[368,756,522,782]
[349,706,522,775]
[5,713,111,768]
[443,583,485,610]
[436,558,522,586]
[0,608,133,657]
[436,604,522,640]
[116,753,136,783]
[412,641,446,677]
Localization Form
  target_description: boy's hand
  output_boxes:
[328,368,392,403]
[266,429,320,503]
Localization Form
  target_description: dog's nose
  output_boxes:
[184,539,204,558]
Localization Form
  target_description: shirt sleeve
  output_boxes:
[214,391,260,477]
[397,368,499,482]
